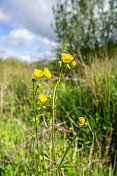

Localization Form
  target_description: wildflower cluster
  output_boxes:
[31,52,89,174]
[34,67,51,78]
[32,66,51,170]
[33,67,51,103]
[60,53,77,68]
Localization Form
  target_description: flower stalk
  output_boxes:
[52,66,63,173]
[33,80,42,171]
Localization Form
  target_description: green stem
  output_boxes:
[58,128,82,169]
[33,81,42,172]
[52,66,63,174]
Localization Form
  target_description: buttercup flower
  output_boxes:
[34,69,44,77]
[71,61,77,66]
[39,94,47,103]
[44,67,51,78]
[69,127,72,131]
[61,53,74,63]
[79,117,85,124]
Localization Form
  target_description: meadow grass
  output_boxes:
[0,55,117,176]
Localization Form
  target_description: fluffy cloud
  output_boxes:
[0,0,58,62]
[2,0,56,40]
[0,47,37,63]
[0,44,56,63]
[4,29,35,46]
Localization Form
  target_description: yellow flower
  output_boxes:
[71,61,77,66]
[61,53,74,63]
[44,67,51,78]
[69,127,72,131]
[39,94,47,103]
[34,69,44,77]
[79,117,85,124]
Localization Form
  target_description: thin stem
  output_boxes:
[58,128,82,169]
[35,115,42,169]
[33,81,42,172]
[52,66,63,174]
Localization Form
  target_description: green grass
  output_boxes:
[0,56,117,175]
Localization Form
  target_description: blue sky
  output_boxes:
[0,0,57,63]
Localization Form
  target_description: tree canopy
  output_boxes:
[53,0,117,55]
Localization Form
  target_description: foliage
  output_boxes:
[53,0,117,55]
[0,56,117,175]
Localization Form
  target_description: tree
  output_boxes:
[53,0,117,56]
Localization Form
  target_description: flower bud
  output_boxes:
[42,106,46,109]
[85,122,88,126]
[58,60,62,67]
[37,84,41,88]
[32,77,36,82]
[66,64,70,69]
[37,101,41,105]
[48,95,51,99]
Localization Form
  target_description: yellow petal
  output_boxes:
[79,117,85,124]
[34,69,43,77]
[44,67,51,78]
[71,61,77,66]
[61,53,74,63]
[39,94,47,103]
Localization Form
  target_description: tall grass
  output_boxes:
[0,56,117,175]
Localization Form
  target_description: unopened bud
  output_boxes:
[85,122,88,126]
[37,84,41,88]
[37,101,41,105]
[32,77,36,82]
[58,60,62,67]
[42,106,46,109]
[66,64,70,69]
[48,95,51,99]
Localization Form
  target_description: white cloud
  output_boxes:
[4,29,34,46]
[0,46,56,63]
[0,0,58,62]
[0,47,36,63]
[2,0,56,40]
